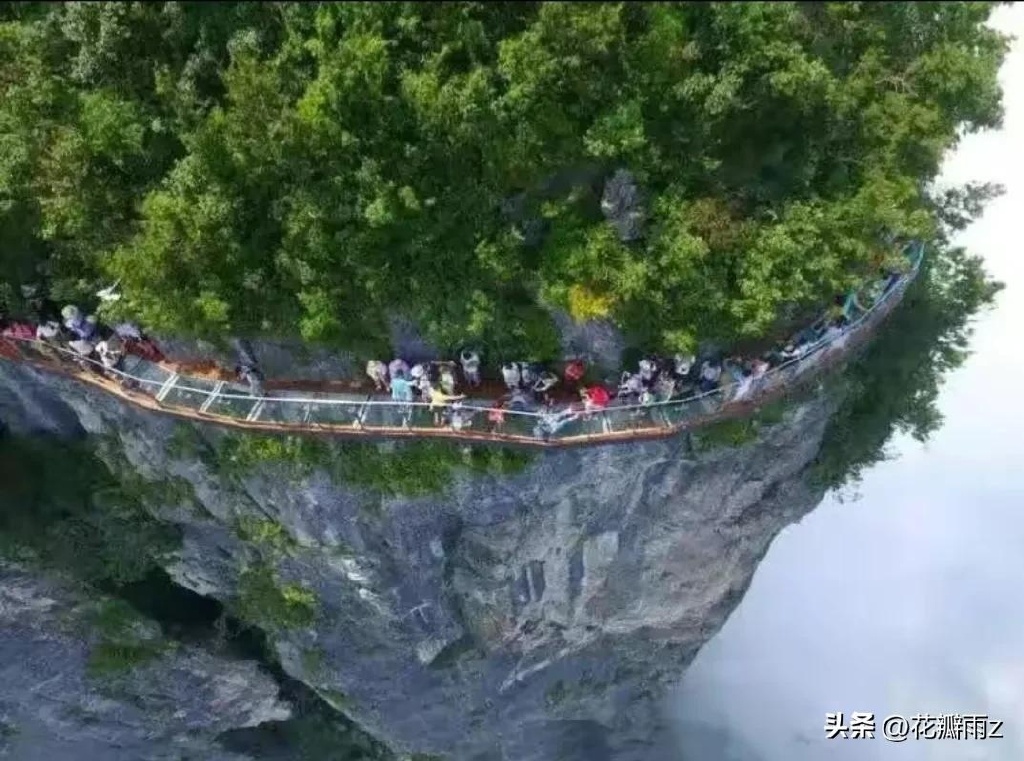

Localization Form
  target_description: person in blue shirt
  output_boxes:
[390,370,414,427]
[390,370,413,403]
[61,304,97,341]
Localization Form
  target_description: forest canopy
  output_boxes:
[0,2,1010,357]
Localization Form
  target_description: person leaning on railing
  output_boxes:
[532,370,559,405]
[748,357,770,396]
[449,401,476,432]
[425,382,464,426]
[534,405,582,440]
[579,385,610,415]
[94,333,138,390]
[487,400,506,434]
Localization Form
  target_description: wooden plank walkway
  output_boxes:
[0,276,906,450]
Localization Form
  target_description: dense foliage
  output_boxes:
[0,2,1009,358]
[812,182,1004,489]
[212,429,533,496]
[0,433,182,583]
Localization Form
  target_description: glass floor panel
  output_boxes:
[206,390,258,420]
[360,399,416,429]
[488,409,540,439]
[163,377,220,411]
[256,399,308,425]
[404,403,444,430]
[601,405,658,433]
[127,359,175,387]
[304,395,365,426]
[541,411,602,440]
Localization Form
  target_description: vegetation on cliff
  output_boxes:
[813,183,1005,489]
[0,2,1008,359]
[0,435,181,583]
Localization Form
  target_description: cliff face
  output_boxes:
[0,561,290,761]
[0,358,833,760]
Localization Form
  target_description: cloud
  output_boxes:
[671,7,1024,760]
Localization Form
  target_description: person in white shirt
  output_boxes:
[95,336,124,372]
[35,321,61,341]
[533,371,559,403]
[638,357,657,385]
[501,362,521,390]
[460,350,481,388]
[618,372,644,398]
[450,402,475,431]
[409,363,427,398]
[732,369,754,401]
[366,360,389,391]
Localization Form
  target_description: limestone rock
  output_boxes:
[0,562,290,761]
[601,169,646,243]
[0,355,834,761]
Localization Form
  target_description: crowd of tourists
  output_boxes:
[361,265,906,437]
[0,285,160,383]
[0,259,908,438]
[0,284,271,396]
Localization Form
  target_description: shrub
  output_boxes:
[215,433,331,478]
[235,564,318,631]
[85,599,166,678]
[236,516,296,557]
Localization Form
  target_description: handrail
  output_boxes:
[0,241,923,448]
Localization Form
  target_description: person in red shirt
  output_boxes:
[580,385,610,414]
[488,400,506,434]
[564,358,586,385]
[0,316,24,361]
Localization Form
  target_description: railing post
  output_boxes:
[155,373,180,403]
[246,398,266,422]
[353,394,372,428]
[199,381,225,414]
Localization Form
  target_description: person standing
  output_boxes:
[460,349,482,389]
[366,359,389,392]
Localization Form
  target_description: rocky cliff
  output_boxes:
[0,561,290,761]
[0,357,834,760]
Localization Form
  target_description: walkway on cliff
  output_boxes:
[0,244,923,449]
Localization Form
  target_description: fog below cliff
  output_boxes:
[671,7,1024,759]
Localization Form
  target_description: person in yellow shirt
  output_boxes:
[425,383,465,425]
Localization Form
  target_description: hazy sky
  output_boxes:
[671,6,1024,761]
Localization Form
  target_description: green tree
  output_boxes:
[812,183,1005,489]
[0,2,1009,362]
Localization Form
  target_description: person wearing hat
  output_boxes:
[96,334,125,374]
[61,305,98,342]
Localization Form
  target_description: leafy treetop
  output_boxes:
[0,2,1009,360]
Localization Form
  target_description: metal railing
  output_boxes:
[0,242,923,447]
